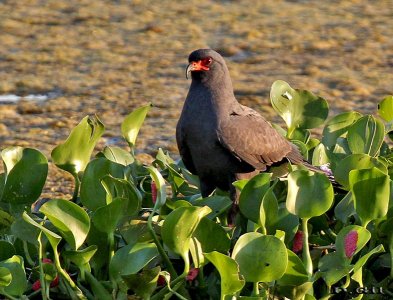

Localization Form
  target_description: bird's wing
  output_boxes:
[176,123,197,174]
[218,108,294,170]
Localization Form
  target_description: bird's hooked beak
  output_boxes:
[185,60,210,79]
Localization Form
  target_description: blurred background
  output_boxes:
[0,0,392,195]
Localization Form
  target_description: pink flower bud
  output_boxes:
[151,181,157,204]
[186,268,199,282]
[292,230,303,253]
[344,230,358,258]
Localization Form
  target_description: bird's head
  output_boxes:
[186,49,229,84]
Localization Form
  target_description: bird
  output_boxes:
[176,48,325,209]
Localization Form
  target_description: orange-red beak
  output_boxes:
[186,60,210,79]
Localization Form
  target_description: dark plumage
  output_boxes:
[176,49,316,204]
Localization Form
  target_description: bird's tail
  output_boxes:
[302,161,341,188]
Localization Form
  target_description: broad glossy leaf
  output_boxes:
[322,112,362,149]
[378,95,393,122]
[120,219,152,245]
[191,195,232,219]
[92,197,128,234]
[109,243,158,283]
[352,244,385,282]
[277,249,309,286]
[193,217,230,254]
[63,245,98,269]
[239,173,272,224]
[122,266,160,299]
[51,115,105,176]
[22,212,62,251]
[347,115,384,157]
[272,203,299,244]
[0,241,15,261]
[0,147,47,209]
[161,206,211,261]
[205,251,245,297]
[259,185,278,232]
[0,267,12,287]
[286,170,334,218]
[40,199,90,250]
[335,225,370,260]
[334,192,355,224]
[98,146,134,166]
[349,167,390,226]
[86,223,109,271]
[121,103,152,148]
[232,232,288,282]
[80,158,125,211]
[270,80,328,136]
[311,143,330,166]
[334,153,387,189]
[0,255,26,296]
[318,252,351,286]
[100,175,141,215]
[146,166,166,209]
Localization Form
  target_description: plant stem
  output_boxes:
[38,232,48,300]
[151,273,187,300]
[252,282,260,296]
[147,209,177,278]
[23,241,35,266]
[302,218,313,277]
[72,174,80,202]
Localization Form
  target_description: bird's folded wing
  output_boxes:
[218,113,293,170]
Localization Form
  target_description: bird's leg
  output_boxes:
[200,180,215,198]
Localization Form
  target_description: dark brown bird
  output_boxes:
[176,49,319,205]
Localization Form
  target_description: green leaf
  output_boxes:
[40,199,90,250]
[335,225,370,260]
[311,143,330,166]
[161,206,211,261]
[51,115,105,176]
[334,153,387,189]
[347,115,385,157]
[121,103,152,148]
[334,192,355,224]
[277,249,309,286]
[349,167,390,226]
[318,252,351,286]
[286,170,334,218]
[270,80,328,136]
[0,255,27,296]
[193,217,231,254]
[232,232,288,282]
[0,267,12,287]
[63,245,97,271]
[322,112,362,150]
[80,158,125,211]
[205,251,245,297]
[0,241,15,262]
[378,95,393,122]
[100,175,141,215]
[92,197,128,234]
[109,243,158,284]
[146,166,166,209]
[22,212,62,251]
[0,147,47,210]
[260,185,278,232]
[352,244,385,283]
[122,266,160,299]
[98,146,134,166]
[191,195,232,219]
[239,173,272,224]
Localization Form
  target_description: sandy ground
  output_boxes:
[0,0,392,197]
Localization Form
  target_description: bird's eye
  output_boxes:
[201,57,213,67]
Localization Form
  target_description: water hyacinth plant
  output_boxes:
[0,82,392,299]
